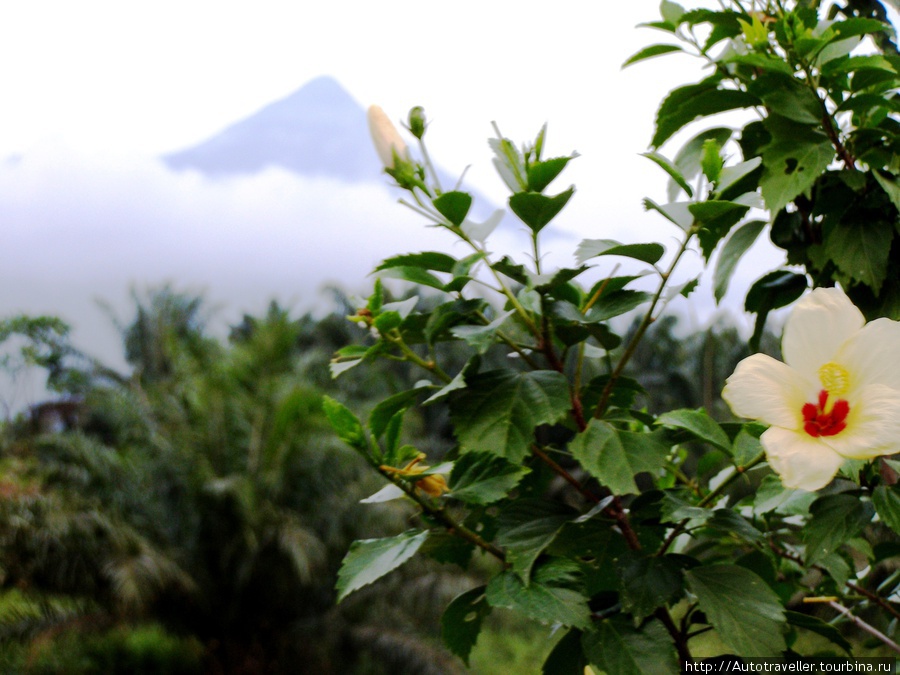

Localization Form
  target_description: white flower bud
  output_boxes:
[367,105,409,169]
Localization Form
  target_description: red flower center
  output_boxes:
[802,389,849,438]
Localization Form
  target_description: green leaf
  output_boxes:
[685,565,786,656]
[433,191,473,226]
[748,73,823,124]
[744,271,808,351]
[713,220,766,303]
[376,266,445,290]
[653,81,759,148]
[641,151,693,197]
[804,493,874,564]
[449,451,531,505]
[486,571,591,629]
[700,138,723,184]
[822,217,893,293]
[569,420,669,495]
[323,396,367,452]
[583,290,653,323]
[656,409,730,450]
[753,474,816,516]
[724,53,795,76]
[496,499,577,580]
[527,156,576,192]
[336,530,429,602]
[785,611,852,654]
[669,127,733,201]
[490,135,527,192]
[689,199,751,260]
[832,17,894,40]
[368,389,421,439]
[575,239,665,266]
[660,0,685,25]
[542,628,586,675]
[622,43,683,68]
[760,119,833,214]
[493,255,530,284]
[441,586,491,666]
[874,485,900,534]
[874,170,900,213]
[509,188,575,234]
[375,251,457,274]
[450,310,515,355]
[583,617,679,675]
[450,370,570,463]
[616,553,685,622]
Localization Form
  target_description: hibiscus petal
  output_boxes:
[822,384,900,460]
[782,288,864,379]
[722,354,808,428]
[762,427,846,491]
[837,318,900,394]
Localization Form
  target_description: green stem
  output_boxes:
[386,331,452,383]
[593,230,694,419]
[380,468,506,562]
[657,450,766,555]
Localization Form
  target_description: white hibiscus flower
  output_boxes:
[722,287,900,491]
[367,105,409,170]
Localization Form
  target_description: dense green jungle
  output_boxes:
[0,286,770,674]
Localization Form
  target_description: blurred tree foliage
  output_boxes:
[0,288,764,673]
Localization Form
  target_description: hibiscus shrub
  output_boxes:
[326,2,900,671]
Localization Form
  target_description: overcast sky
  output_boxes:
[1,0,791,408]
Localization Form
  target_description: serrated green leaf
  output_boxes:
[368,389,420,439]
[542,628,586,675]
[653,81,759,149]
[804,493,874,564]
[433,191,473,226]
[660,0,685,25]
[616,553,685,622]
[874,170,900,213]
[583,616,679,675]
[336,530,429,602]
[622,43,683,68]
[376,266,446,290]
[643,198,694,230]
[486,571,591,629]
[656,408,730,450]
[449,451,531,505]
[576,239,666,266]
[714,220,766,303]
[527,155,576,192]
[874,485,900,534]
[450,310,515,355]
[450,370,570,462]
[701,138,723,184]
[323,396,367,452]
[493,255,530,284]
[496,499,577,580]
[569,420,669,495]
[689,200,751,260]
[760,122,833,214]
[785,611,852,654]
[822,217,893,293]
[509,188,575,234]
[753,474,816,516]
[685,565,786,656]
[744,271,808,351]
[375,251,457,274]
[748,73,823,124]
[641,151,693,197]
[583,290,653,323]
[441,586,491,666]
[669,127,733,201]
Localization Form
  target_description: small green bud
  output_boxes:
[408,106,427,140]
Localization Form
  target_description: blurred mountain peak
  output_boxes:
[163,76,380,181]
